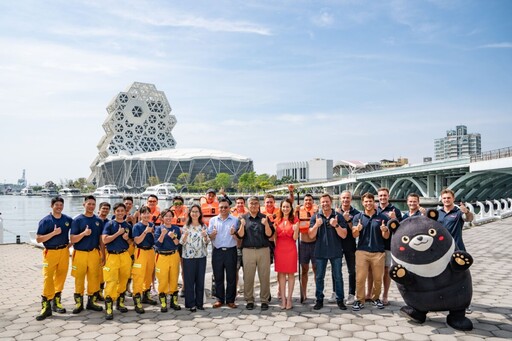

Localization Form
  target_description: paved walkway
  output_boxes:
[0,219,511,340]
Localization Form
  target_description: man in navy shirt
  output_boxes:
[352,192,390,311]
[438,189,474,251]
[35,196,73,320]
[102,202,133,320]
[403,193,426,220]
[309,194,348,311]
[376,187,402,306]
[70,195,104,314]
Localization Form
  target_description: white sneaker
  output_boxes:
[328,292,337,303]
[345,294,355,305]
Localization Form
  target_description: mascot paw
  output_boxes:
[451,251,473,271]
[447,314,473,331]
[390,264,411,284]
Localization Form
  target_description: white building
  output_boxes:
[434,125,481,160]
[277,159,332,182]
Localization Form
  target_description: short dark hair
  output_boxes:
[51,196,64,206]
[139,205,151,214]
[303,194,314,200]
[160,208,174,219]
[84,195,96,202]
[148,194,158,201]
[123,196,134,203]
[99,202,111,209]
[113,202,126,211]
[361,192,375,201]
[264,194,275,200]
[173,195,184,203]
[320,193,332,201]
[219,198,230,205]
[407,193,420,201]
[236,196,245,203]
[378,187,390,194]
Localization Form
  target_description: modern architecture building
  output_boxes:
[89,82,253,190]
[277,159,333,182]
[434,125,481,160]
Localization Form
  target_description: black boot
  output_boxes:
[133,293,145,314]
[447,309,473,331]
[170,292,181,311]
[142,289,157,305]
[159,293,168,312]
[96,283,105,302]
[86,294,103,311]
[105,297,113,320]
[36,296,52,321]
[72,293,83,314]
[399,305,426,324]
[52,292,66,313]
[116,293,129,313]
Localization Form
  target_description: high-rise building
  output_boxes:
[434,125,481,160]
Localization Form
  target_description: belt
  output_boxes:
[76,248,99,252]
[215,246,236,251]
[108,249,127,255]
[45,244,68,250]
[300,240,316,245]
[157,250,177,255]
[137,246,153,250]
[244,246,267,249]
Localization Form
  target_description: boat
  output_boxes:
[141,183,178,201]
[93,184,123,199]
[40,188,59,197]
[59,187,82,197]
[20,187,34,196]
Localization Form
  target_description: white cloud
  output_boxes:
[478,42,512,49]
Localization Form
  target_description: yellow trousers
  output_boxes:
[132,248,155,295]
[103,252,132,300]
[71,249,101,296]
[155,252,180,294]
[42,248,69,299]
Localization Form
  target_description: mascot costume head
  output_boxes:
[388,209,473,331]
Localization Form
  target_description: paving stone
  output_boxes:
[304,328,328,337]
[402,333,430,341]
[219,330,243,338]
[243,331,267,340]
[377,332,402,341]
[353,331,378,339]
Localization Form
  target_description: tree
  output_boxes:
[147,176,160,186]
[238,171,256,192]
[215,173,232,190]
[177,172,190,186]
[255,173,273,191]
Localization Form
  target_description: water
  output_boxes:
[0,195,414,244]
[0,196,171,244]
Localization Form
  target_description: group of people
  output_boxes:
[36,186,473,320]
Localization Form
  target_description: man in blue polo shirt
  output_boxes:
[70,195,104,314]
[438,189,474,251]
[102,202,133,320]
[376,187,402,306]
[35,196,73,321]
[309,193,348,311]
[403,193,426,220]
[352,192,390,311]
[208,198,239,309]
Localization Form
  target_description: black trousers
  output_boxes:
[332,248,356,296]
[212,247,237,304]
[183,257,206,308]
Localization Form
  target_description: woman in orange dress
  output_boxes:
[273,198,299,309]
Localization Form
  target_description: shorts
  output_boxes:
[299,241,316,265]
[236,247,243,269]
[385,250,392,267]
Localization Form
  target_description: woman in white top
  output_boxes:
[180,204,209,312]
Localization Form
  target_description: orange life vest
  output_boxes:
[261,206,279,224]
[230,207,248,217]
[170,206,188,227]
[150,207,161,225]
[201,197,219,227]
[298,204,319,233]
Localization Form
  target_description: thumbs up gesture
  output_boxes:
[116,225,124,236]
[329,217,338,228]
[353,219,363,233]
[343,210,350,222]
[314,215,323,228]
[53,224,62,236]
[230,225,236,235]
[261,217,267,226]
[380,220,388,233]
[84,225,92,236]
[460,202,469,214]
[388,209,397,220]
[160,226,168,235]
[210,225,218,238]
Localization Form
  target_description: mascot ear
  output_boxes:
[426,209,439,221]
[387,218,400,232]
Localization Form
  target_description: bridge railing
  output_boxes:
[471,146,512,163]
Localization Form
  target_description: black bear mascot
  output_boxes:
[388,209,473,331]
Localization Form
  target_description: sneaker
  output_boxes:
[345,294,355,305]
[337,301,347,310]
[352,300,364,311]
[313,301,323,310]
[466,306,473,314]
[327,292,336,303]
[261,303,269,311]
[372,299,384,309]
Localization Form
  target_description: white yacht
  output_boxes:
[59,187,82,197]
[40,188,59,197]
[93,184,123,199]
[20,187,34,196]
[141,183,177,201]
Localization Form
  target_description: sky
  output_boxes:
[0,0,511,185]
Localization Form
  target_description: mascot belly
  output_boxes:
[388,210,473,331]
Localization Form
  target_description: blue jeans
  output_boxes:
[315,257,344,302]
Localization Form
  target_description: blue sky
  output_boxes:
[0,0,511,185]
